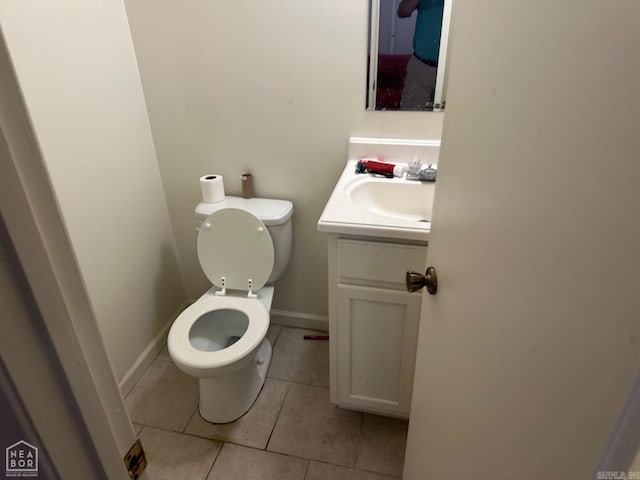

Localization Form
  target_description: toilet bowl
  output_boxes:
[167,198,293,423]
[169,291,271,377]
[168,286,274,423]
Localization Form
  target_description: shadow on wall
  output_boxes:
[152,242,187,331]
[271,179,336,318]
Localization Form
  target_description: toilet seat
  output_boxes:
[168,293,269,378]
[197,208,274,292]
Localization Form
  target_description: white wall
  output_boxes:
[0,0,186,381]
[124,0,443,321]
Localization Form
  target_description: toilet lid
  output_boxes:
[197,208,274,291]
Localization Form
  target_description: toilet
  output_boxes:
[168,196,293,423]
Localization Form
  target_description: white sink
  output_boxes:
[318,158,438,242]
[318,137,440,241]
[346,177,435,223]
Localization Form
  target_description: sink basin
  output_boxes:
[346,177,435,223]
[318,157,438,242]
[318,138,440,241]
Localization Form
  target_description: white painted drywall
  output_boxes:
[124,0,443,320]
[0,1,186,380]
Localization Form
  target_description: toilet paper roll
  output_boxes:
[199,174,225,203]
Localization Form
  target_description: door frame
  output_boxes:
[0,32,135,479]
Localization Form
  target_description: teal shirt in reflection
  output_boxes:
[413,0,444,62]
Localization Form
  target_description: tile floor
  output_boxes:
[126,325,408,480]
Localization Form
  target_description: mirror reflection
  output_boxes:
[367,0,451,111]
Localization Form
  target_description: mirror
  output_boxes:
[367,0,452,111]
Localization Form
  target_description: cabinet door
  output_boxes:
[336,284,422,418]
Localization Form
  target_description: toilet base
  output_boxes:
[198,338,272,423]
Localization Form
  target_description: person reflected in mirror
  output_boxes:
[397,0,444,110]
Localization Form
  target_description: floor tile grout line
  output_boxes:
[264,374,329,389]
[182,404,200,434]
[302,457,311,480]
[355,464,404,479]
[272,325,328,333]
[154,357,173,363]
[204,441,226,480]
[353,412,367,468]
[264,446,362,472]
[269,327,283,348]
[352,411,365,469]
[212,441,320,467]
[264,381,291,451]
[306,458,404,479]
[137,423,227,445]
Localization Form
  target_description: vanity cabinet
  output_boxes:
[327,236,427,419]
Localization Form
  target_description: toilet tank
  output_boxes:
[195,196,293,284]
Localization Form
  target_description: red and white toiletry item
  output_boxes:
[356,158,406,178]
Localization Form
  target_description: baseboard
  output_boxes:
[119,300,190,397]
[270,309,329,332]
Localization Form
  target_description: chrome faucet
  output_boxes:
[406,157,437,182]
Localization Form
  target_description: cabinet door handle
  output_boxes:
[406,267,438,295]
